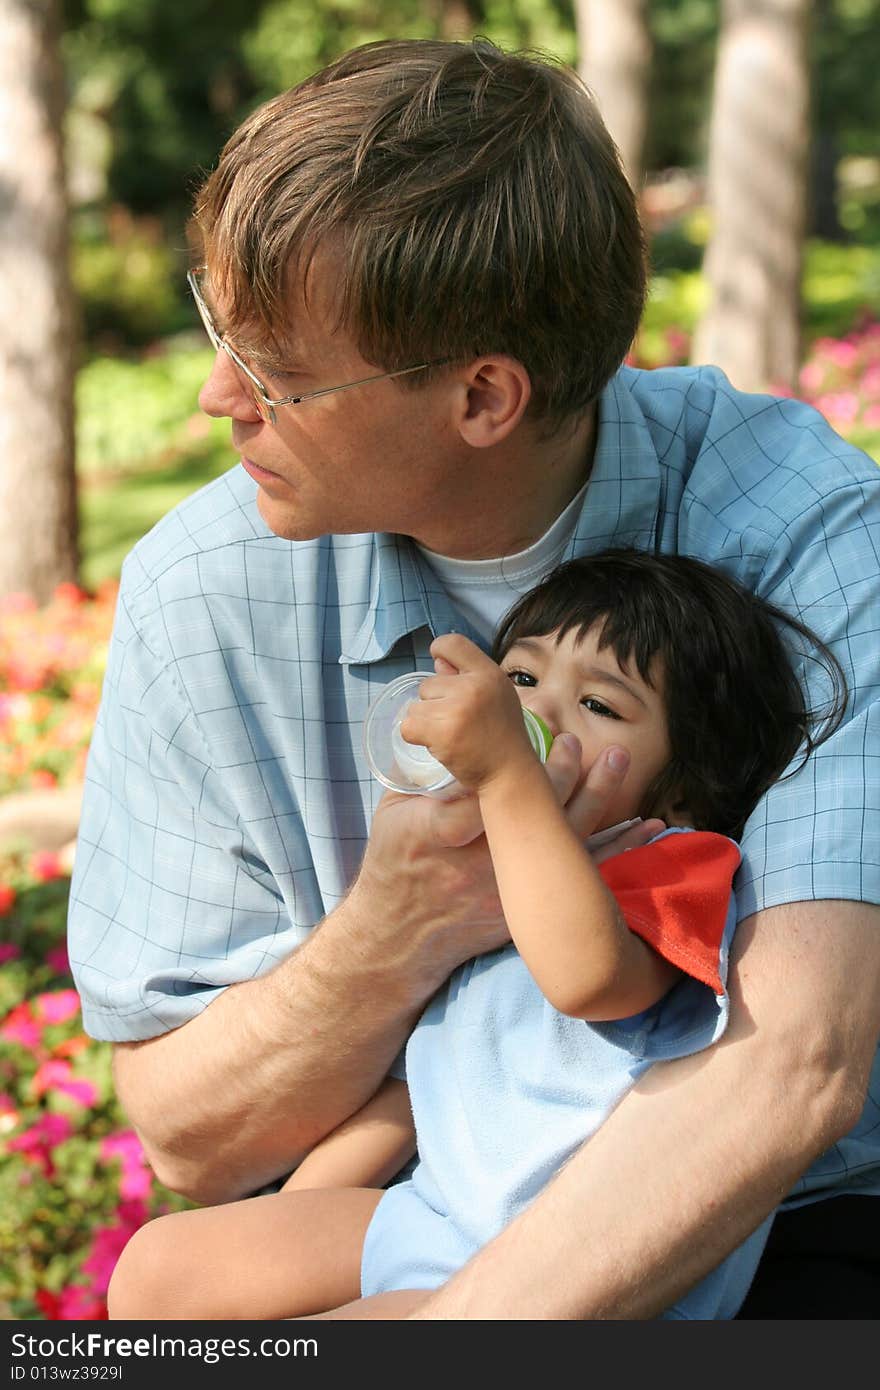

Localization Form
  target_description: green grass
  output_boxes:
[78,437,234,590]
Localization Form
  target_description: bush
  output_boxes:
[0,585,191,1320]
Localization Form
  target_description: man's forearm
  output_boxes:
[114,892,423,1205]
[409,900,880,1319]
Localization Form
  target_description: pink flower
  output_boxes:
[82,1200,150,1294]
[0,942,20,963]
[0,592,37,614]
[798,361,825,393]
[816,392,860,427]
[32,1058,98,1108]
[7,1112,73,1175]
[45,943,70,975]
[0,1001,42,1049]
[29,851,65,883]
[824,340,859,370]
[861,365,880,400]
[34,989,81,1025]
[101,1130,153,1200]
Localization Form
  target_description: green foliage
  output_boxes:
[802,240,880,337]
[76,344,225,476]
[0,851,191,1321]
[72,211,185,347]
[75,345,233,587]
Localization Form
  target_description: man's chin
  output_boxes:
[256,489,320,541]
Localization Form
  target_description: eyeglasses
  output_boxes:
[188,268,448,425]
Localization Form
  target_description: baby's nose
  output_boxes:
[519,693,561,739]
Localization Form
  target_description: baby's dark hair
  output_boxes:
[490,549,847,840]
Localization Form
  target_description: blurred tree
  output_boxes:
[0,0,79,602]
[575,0,652,190]
[692,0,812,391]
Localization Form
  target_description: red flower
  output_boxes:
[29,851,64,882]
[0,883,16,916]
[52,582,89,606]
[35,1286,107,1320]
[30,769,59,790]
[0,1001,42,1049]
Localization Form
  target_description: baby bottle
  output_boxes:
[362,670,554,798]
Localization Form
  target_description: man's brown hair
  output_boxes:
[192,37,647,430]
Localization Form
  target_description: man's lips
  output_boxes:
[240,456,283,482]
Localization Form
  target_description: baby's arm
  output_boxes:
[478,754,680,1020]
[401,636,680,1022]
[283,1077,416,1192]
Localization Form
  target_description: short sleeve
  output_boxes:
[67,574,304,1042]
[593,828,741,1062]
[598,829,741,994]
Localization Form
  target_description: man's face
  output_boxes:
[197,257,459,542]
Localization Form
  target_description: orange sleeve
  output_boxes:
[598,831,741,995]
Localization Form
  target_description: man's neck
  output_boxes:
[414,405,598,560]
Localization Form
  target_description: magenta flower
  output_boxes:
[45,943,70,975]
[32,1058,98,1108]
[101,1130,153,1200]
[0,942,21,964]
[82,1199,150,1294]
[34,989,81,1025]
[7,1112,73,1175]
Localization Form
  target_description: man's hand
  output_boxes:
[348,719,663,1004]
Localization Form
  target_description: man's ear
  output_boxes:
[455,356,531,448]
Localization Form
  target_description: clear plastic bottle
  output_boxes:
[363,670,553,798]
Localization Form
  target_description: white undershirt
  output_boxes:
[416,482,588,643]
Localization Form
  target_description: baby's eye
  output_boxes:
[507,669,537,688]
[581,696,621,720]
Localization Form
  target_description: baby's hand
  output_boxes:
[399,634,535,791]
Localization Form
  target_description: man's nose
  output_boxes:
[198,349,262,423]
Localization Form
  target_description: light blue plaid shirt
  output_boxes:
[68,363,880,1201]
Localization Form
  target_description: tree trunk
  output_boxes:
[0,0,79,604]
[691,0,812,393]
[575,0,652,191]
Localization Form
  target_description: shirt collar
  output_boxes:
[339,367,662,666]
[567,368,662,557]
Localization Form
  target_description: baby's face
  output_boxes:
[499,623,673,830]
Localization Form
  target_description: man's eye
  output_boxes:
[508,669,537,688]
[582,696,621,719]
